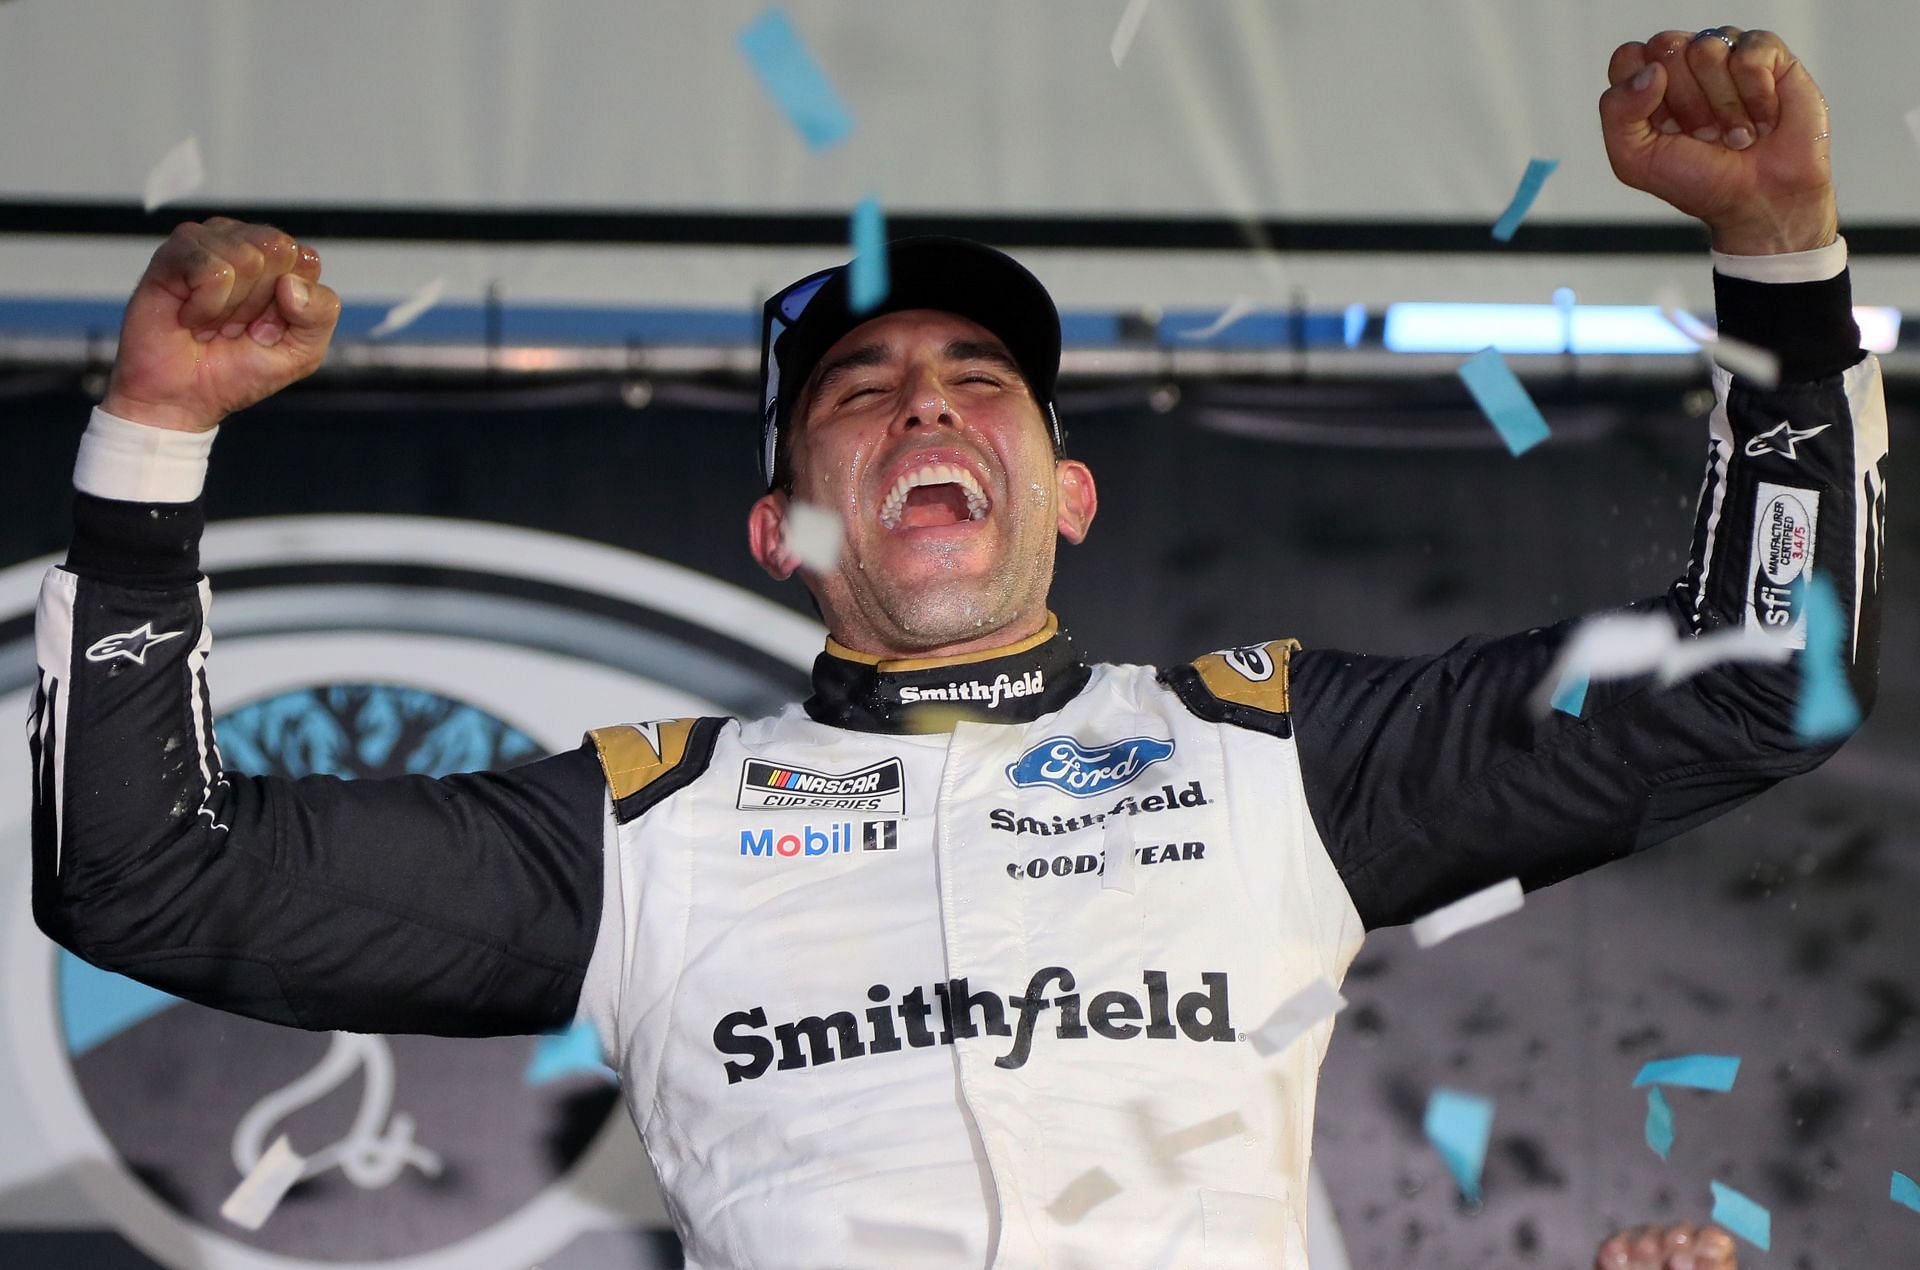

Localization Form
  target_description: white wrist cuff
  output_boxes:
[1712,236,1848,285]
[73,408,217,503]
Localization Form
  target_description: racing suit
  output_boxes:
[30,247,1884,1267]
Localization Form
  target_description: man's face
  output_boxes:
[750,309,1095,654]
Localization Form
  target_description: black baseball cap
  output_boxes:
[758,236,1065,489]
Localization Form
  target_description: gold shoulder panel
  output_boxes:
[1189,639,1299,715]
[589,719,701,803]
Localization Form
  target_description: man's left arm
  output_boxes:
[1282,28,1887,930]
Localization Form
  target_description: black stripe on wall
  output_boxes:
[4,200,1919,255]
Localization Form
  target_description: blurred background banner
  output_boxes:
[2,1,1917,1267]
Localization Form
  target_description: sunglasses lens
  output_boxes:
[778,271,833,323]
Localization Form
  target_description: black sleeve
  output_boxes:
[1290,267,1885,930]
[29,493,611,1036]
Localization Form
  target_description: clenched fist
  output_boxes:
[1599,28,1838,256]
[102,217,342,434]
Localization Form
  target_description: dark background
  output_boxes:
[3,367,1914,1267]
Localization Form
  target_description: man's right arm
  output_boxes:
[32,412,614,1037]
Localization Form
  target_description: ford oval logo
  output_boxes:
[1006,735,1175,799]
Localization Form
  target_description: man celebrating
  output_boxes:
[30,27,1881,1267]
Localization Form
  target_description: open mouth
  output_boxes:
[878,462,991,531]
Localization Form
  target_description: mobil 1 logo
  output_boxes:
[1746,481,1818,649]
[737,756,906,813]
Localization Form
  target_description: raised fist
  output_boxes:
[1599,28,1838,256]
[102,217,342,433]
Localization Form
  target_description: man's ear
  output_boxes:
[749,491,797,580]
[1055,459,1097,544]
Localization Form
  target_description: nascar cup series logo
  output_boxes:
[1746,482,1819,648]
[736,756,906,812]
[1006,735,1175,798]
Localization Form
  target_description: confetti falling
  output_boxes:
[368,278,447,340]
[849,197,889,314]
[1109,0,1153,68]
[1491,158,1560,242]
[1532,613,1794,717]
[1457,348,1551,456]
[526,1017,616,1086]
[845,1216,970,1255]
[1633,1054,1741,1091]
[1795,573,1863,741]
[1048,1167,1122,1223]
[1661,305,1782,388]
[1180,296,1256,341]
[1644,1087,1674,1160]
[737,8,855,150]
[1410,878,1524,949]
[1342,302,1367,349]
[783,500,844,572]
[1548,666,1589,718]
[1905,107,1920,156]
[1892,1170,1920,1216]
[1423,1088,1494,1204]
[143,135,205,212]
[1709,1180,1771,1251]
[219,1134,306,1231]
[1248,977,1348,1057]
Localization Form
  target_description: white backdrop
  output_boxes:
[1,0,1918,313]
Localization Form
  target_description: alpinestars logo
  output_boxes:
[85,622,186,666]
[737,757,906,812]
[1744,420,1830,461]
[713,968,1232,1084]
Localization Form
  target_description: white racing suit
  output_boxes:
[30,252,1885,1266]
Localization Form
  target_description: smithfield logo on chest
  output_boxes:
[736,757,906,813]
[712,967,1234,1084]
[1006,735,1174,798]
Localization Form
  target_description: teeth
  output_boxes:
[878,462,990,530]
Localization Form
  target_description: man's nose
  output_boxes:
[901,375,956,429]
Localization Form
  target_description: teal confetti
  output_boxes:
[1709,1180,1771,1251]
[1795,574,1863,741]
[850,197,889,314]
[1645,1087,1674,1160]
[1458,348,1551,456]
[526,1018,616,1086]
[737,9,855,151]
[1549,666,1589,717]
[1424,1088,1494,1204]
[1492,158,1560,242]
[1633,1054,1740,1092]
[1893,1170,1920,1215]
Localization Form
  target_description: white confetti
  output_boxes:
[1180,296,1257,341]
[219,1133,305,1231]
[368,278,447,339]
[1048,1167,1122,1223]
[1905,107,1920,155]
[783,500,844,572]
[1101,812,1137,893]
[1655,624,1795,685]
[1532,611,1796,714]
[1158,1110,1247,1157]
[846,1216,969,1256]
[1109,0,1153,68]
[143,136,205,213]
[1411,878,1524,949]
[1249,977,1349,1057]
[1661,305,1781,388]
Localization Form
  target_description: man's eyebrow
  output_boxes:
[807,343,893,401]
[942,340,1025,379]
